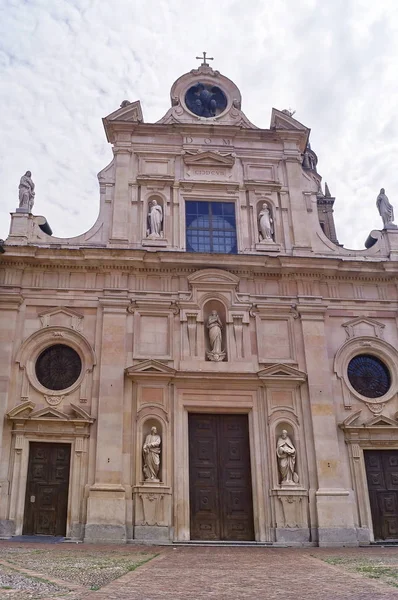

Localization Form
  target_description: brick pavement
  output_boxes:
[83,546,398,600]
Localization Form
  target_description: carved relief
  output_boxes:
[44,394,64,407]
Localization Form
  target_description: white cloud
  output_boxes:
[1,0,398,248]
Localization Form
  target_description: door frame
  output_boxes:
[23,442,72,536]
[9,436,78,537]
[363,448,398,541]
[341,416,398,544]
[173,385,267,542]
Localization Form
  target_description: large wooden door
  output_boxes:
[189,414,254,541]
[23,443,71,536]
[365,450,398,540]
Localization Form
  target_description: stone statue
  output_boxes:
[18,171,35,212]
[376,188,397,229]
[206,310,225,362]
[147,199,163,238]
[143,426,161,482]
[258,204,274,242]
[276,430,299,485]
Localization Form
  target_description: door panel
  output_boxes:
[189,414,254,541]
[365,450,398,540]
[23,443,71,536]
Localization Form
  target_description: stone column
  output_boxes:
[283,147,311,253]
[298,305,357,547]
[85,298,129,543]
[0,294,22,536]
[109,147,132,244]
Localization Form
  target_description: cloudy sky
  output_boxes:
[1,0,397,248]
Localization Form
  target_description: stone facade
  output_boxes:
[1,64,398,546]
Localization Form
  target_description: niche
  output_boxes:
[275,423,299,486]
[141,418,163,483]
[203,300,227,362]
[146,195,164,239]
[257,201,275,243]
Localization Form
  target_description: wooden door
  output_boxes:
[189,414,254,541]
[23,443,71,536]
[365,450,398,540]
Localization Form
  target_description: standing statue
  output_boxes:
[147,199,163,238]
[258,204,274,242]
[18,171,35,211]
[276,430,299,485]
[142,426,161,482]
[206,310,225,362]
[376,188,397,229]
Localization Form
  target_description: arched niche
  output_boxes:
[140,417,163,483]
[203,299,227,361]
[145,194,165,239]
[257,200,275,243]
[274,420,300,487]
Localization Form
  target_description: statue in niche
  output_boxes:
[276,430,299,485]
[377,188,397,229]
[147,199,163,238]
[206,310,226,362]
[142,426,161,482]
[258,204,274,242]
[18,171,35,211]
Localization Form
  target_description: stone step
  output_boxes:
[173,540,273,547]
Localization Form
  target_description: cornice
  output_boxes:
[1,249,398,283]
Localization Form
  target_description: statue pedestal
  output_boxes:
[270,487,309,545]
[133,484,172,542]
[142,238,168,248]
[255,242,281,252]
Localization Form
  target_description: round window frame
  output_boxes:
[183,83,228,120]
[35,343,83,393]
[181,81,231,121]
[346,353,391,399]
[16,327,95,397]
[334,337,398,405]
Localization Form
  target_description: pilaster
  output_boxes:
[109,147,132,244]
[85,298,129,543]
[298,304,357,546]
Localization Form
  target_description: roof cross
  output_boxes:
[196,51,214,67]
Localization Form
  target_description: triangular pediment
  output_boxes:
[188,268,239,286]
[257,364,307,383]
[105,100,143,123]
[7,401,35,419]
[39,307,84,320]
[29,407,70,420]
[342,317,385,339]
[125,359,176,377]
[183,151,235,167]
[270,108,309,132]
[365,414,398,427]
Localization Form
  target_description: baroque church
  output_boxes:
[1,56,398,547]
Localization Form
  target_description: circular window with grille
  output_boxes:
[347,354,391,399]
[35,344,82,391]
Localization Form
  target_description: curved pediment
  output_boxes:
[188,268,240,286]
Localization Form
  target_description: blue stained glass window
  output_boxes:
[186,201,237,254]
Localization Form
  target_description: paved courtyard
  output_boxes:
[2,542,398,599]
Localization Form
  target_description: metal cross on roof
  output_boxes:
[196,52,214,67]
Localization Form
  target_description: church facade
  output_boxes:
[1,61,398,546]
